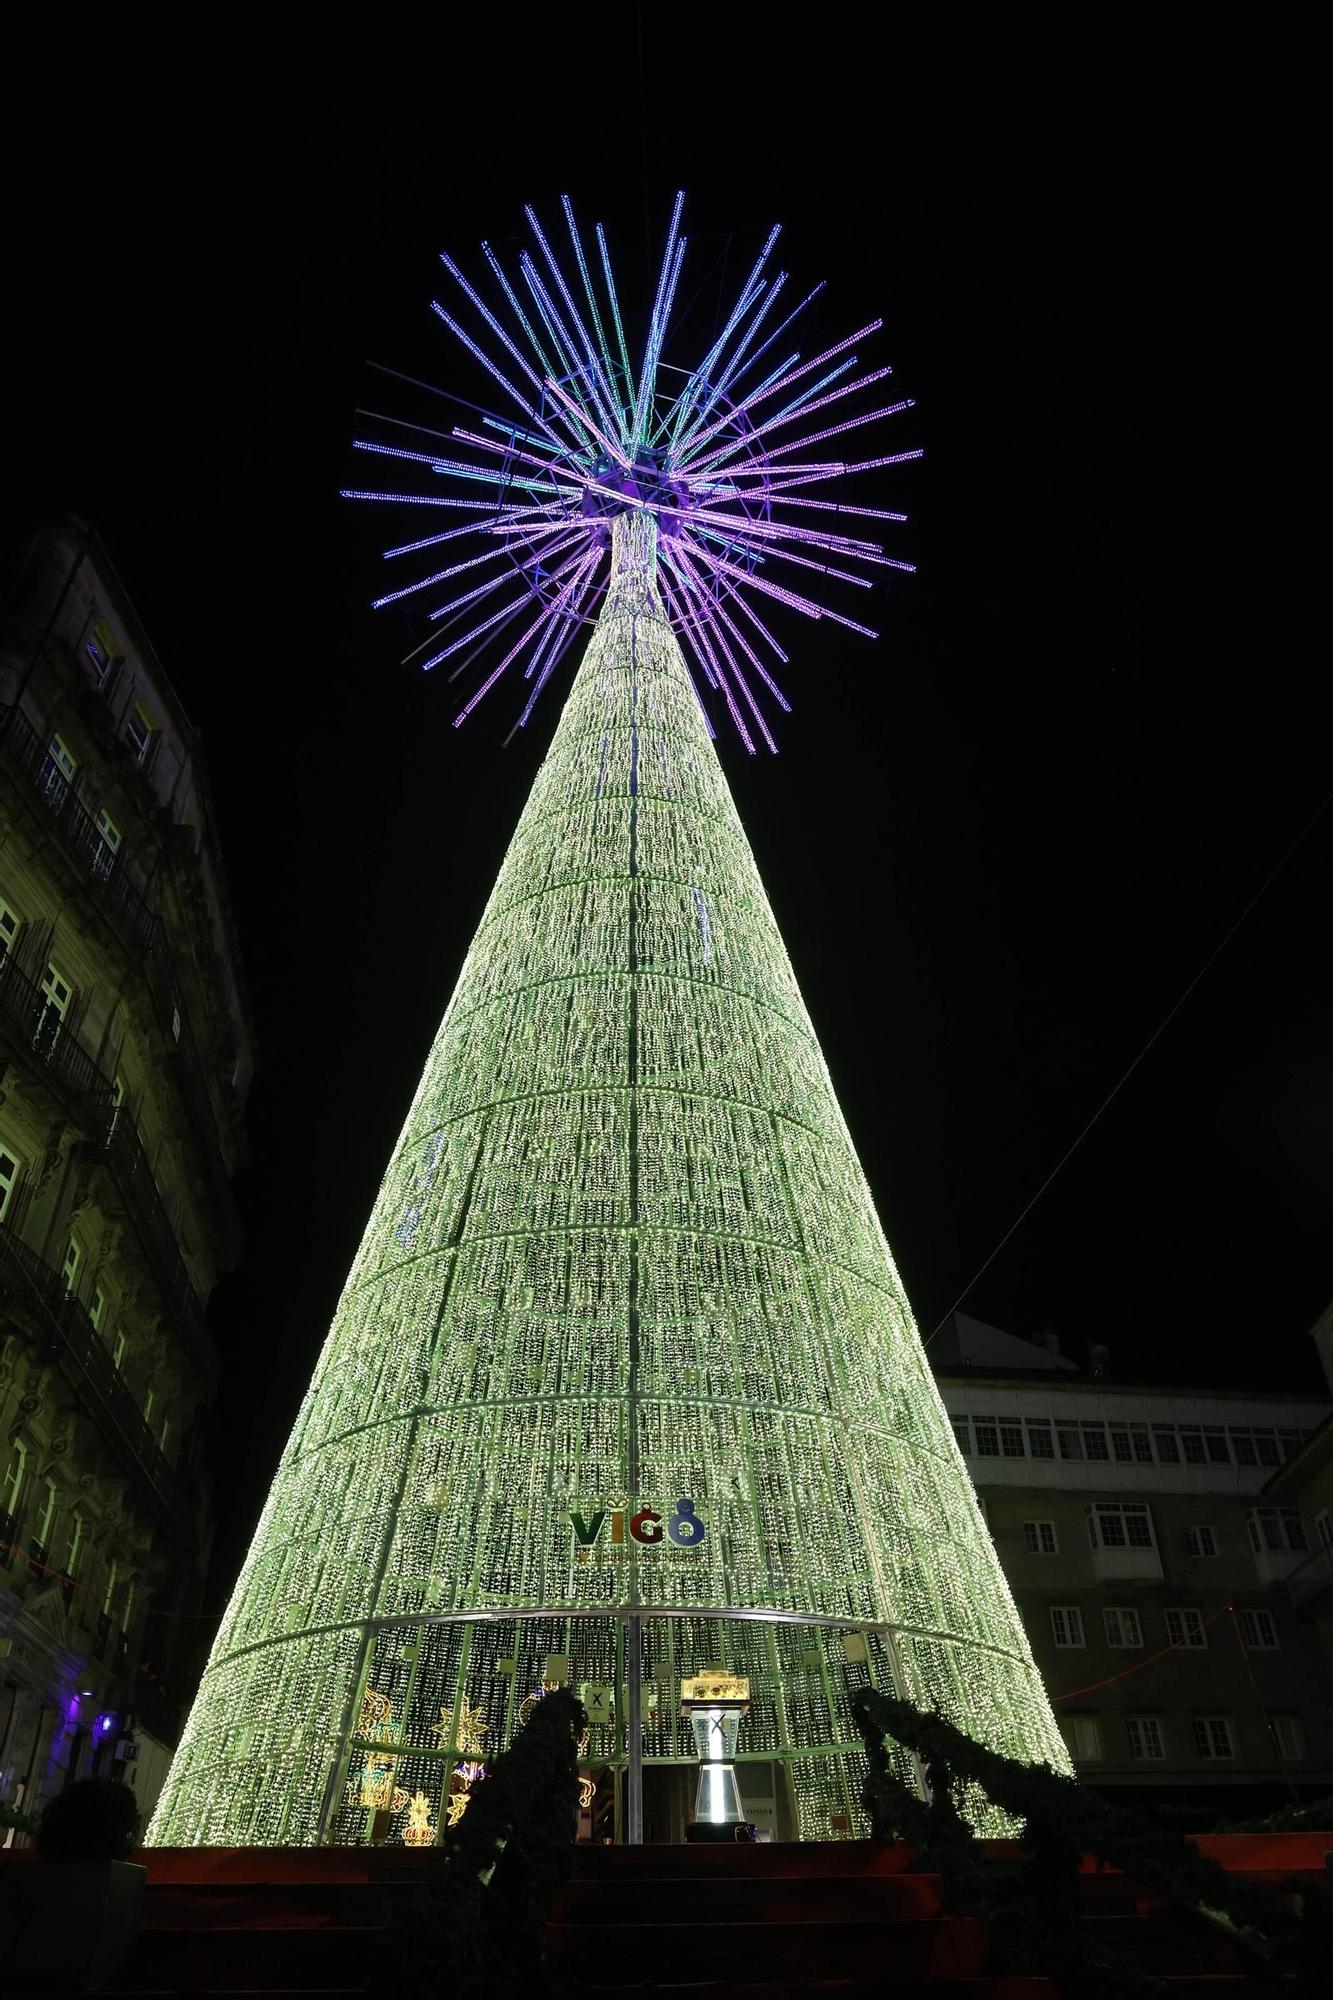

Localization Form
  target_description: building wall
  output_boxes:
[939,1372,1333,1817]
[0,516,253,1833]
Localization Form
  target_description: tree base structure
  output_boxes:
[149,512,1068,1848]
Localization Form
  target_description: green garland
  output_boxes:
[398,1687,587,1999]
[851,1688,1330,1998]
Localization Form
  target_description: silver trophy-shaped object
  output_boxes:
[681,1672,755,1841]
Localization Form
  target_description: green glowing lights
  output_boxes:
[148,514,1067,1848]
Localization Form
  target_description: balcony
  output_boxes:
[0,704,240,1229]
[0,1226,196,1546]
[0,703,157,955]
[0,948,217,1389]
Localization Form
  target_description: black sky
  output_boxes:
[4,70,1327,1608]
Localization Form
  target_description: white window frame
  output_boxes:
[1193,1716,1234,1761]
[101,1559,119,1618]
[0,894,21,962]
[34,1476,57,1551]
[1185,1524,1218,1558]
[1022,1520,1058,1555]
[1238,1608,1279,1650]
[89,1287,107,1331]
[1316,1510,1333,1550]
[1126,1716,1165,1761]
[0,1138,23,1224]
[39,733,77,802]
[1247,1508,1307,1555]
[2,1437,26,1518]
[1050,1604,1085,1649]
[1103,1605,1143,1649]
[61,1236,82,1295]
[112,1329,127,1370]
[93,807,121,879]
[124,707,154,765]
[120,1576,136,1635]
[1165,1606,1207,1649]
[1087,1501,1156,1552]
[65,1509,84,1579]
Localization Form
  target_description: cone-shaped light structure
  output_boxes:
[150,513,1068,1846]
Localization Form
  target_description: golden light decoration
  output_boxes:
[401,1790,437,1846]
[444,1791,471,1828]
[432,1694,487,1757]
[578,1775,596,1811]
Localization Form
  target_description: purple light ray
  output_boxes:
[670,544,791,712]
[456,547,603,729]
[669,543,782,746]
[526,203,623,444]
[428,302,574,458]
[686,365,899,477]
[673,318,884,465]
[424,539,594,671]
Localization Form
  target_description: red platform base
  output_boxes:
[1,1832,1326,1996]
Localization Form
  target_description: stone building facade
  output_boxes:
[934,1312,1333,1821]
[0,516,252,1830]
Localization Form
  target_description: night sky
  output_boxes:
[5,82,1327,1615]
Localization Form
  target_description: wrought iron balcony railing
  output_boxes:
[0,948,216,1389]
[0,704,238,1221]
[0,702,158,955]
[0,1225,195,1544]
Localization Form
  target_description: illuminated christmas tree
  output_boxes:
[149,199,1069,1847]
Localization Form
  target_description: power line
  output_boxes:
[925,789,1331,1346]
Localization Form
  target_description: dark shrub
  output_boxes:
[37,1777,141,1862]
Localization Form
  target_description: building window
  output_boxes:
[89,1288,107,1331]
[93,808,122,879]
[1126,1717,1165,1761]
[2,1438,26,1520]
[1186,1525,1218,1558]
[1152,1426,1181,1463]
[101,1560,119,1618]
[1109,1423,1153,1463]
[1087,1501,1155,1551]
[1050,1605,1085,1649]
[61,1238,81,1295]
[1165,1607,1207,1649]
[1103,1606,1143,1649]
[1238,1609,1279,1650]
[112,1329,127,1370]
[159,1417,171,1459]
[38,733,77,806]
[1316,1511,1333,1550]
[65,1510,84,1579]
[0,895,21,963]
[1000,1423,1025,1458]
[950,1417,971,1456]
[37,961,74,1047]
[1059,1714,1103,1762]
[125,708,154,765]
[973,1420,999,1457]
[143,1387,155,1425]
[1026,1421,1054,1459]
[1232,1428,1281,1468]
[1271,1716,1305,1762]
[34,1476,57,1554]
[1247,1508,1307,1555]
[1023,1521,1058,1555]
[1193,1716,1234,1761]
[1056,1424,1083,1461]
[109,1074,125,1137]
[121,1577,136,1636]
[1081,1423,1110,1461]
[0,1141,22,1224]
